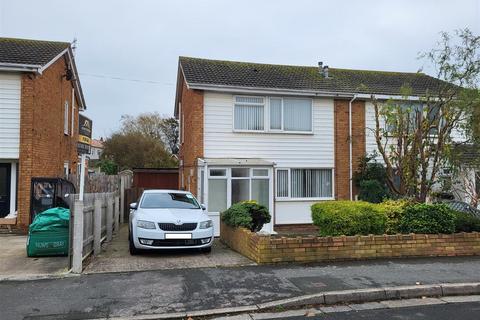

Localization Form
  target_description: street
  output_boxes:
[258,302,480,319]
[2,256,480,320]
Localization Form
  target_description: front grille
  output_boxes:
[158,223,197,231]
[145,238,210,247]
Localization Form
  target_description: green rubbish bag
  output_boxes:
[27,207,70,257]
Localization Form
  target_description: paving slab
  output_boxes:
[84,225,255,273]
[0,234,68,279]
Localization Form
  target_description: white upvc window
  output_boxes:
[71,89,75,136]
[64,101,69,135]
[234,95,313,133]
[276,168,333,200]
[234,96,265,131]
[207,167,271,213]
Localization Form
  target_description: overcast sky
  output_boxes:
[0,0,479,137]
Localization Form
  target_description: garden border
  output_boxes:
[220,222,480,263]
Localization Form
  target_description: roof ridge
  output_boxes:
[0,37,70,46]
[179,56,424,76]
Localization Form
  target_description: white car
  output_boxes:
[129,189,214,255]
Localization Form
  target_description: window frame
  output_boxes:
[275,167,334,201]
[232,95,314,134]
[206,167,272,212]
[64,101,69,135]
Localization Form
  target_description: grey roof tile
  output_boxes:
[180,56,448,96]
[0,37,70,66]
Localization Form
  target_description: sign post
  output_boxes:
[77,115,93,200]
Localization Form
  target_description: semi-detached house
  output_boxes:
[0,38,86,229]
[174,57,455,235]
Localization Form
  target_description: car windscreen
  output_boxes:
[140,193,200,209]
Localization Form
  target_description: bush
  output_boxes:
[353,155,391,203]
[378,199,411,234]
[358,180,391,204]
[453,211,480,232]
[398,203,456,234]
[221,201,271,232]
[311,201,387,236]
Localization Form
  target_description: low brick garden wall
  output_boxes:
[220,222,480,264]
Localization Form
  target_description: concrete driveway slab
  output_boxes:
[84,225,255,273]
[0,234,68,279]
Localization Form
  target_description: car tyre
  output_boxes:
[129,230,140,255]
[201,246,212,254]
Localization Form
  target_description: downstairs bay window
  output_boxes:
[276,168,333,199]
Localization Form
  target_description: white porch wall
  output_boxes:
[275,200,317,224]
[203,92,335,168]
[0,73,21,159]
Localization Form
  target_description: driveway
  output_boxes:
[0,234,68,280]
[84,224,255,273]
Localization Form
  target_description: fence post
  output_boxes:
[72,199,84,273]
[93,197,102,255]
[106,195,113,242]
[114,195,120,233]
[120,177,125,224]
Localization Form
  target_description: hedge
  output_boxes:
[311,201,387,236]
[311,200,473,236]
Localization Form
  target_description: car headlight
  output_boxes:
[199,220,213,229]
[137,220,156,229]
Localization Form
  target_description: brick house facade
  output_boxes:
[174,57,449,234]
[0,38,86,230]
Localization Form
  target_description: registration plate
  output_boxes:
[165,233,192,239]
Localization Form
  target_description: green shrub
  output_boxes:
[353,155,391,203]
[453,211,480,232]
[398,203,456,234]
[358,180,391,203]
[378,199,411,234]
[221,201,271,232]
[311,201,387,236]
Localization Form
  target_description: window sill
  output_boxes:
[275,197,334,202]
[233,130,314,135]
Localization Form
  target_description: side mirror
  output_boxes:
[201,204,206,211]
[130,202,138,210]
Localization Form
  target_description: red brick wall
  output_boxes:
[17,56,79,228]
[334,99,366,200]
[178,77,204,196]
[221,222,480,264]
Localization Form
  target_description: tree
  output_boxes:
[120,112,179,155]
[101,132,177,170]
[372,29,480,202]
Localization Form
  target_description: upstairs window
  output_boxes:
[64,101,69,135]
[234,96,312,133]
[234,96,265,131]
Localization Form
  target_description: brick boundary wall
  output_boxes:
[220,222,480,264]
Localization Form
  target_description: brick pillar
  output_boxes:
[334,99,366,200]
[178,79,204,197]
[17,74,35,229]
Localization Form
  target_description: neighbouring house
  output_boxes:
[174,57,467,235]
[0,37,86,229]
[89,138,104,161]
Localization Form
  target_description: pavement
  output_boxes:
[2,256,480,320]
[0,234,69,280]
[84,225,255,273]
[223,298,480,320]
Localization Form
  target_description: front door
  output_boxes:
[0,163,11,218]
